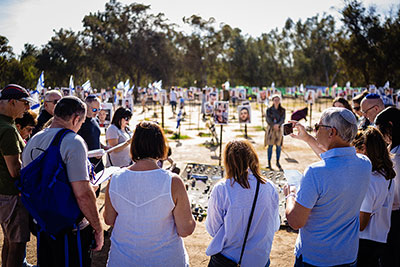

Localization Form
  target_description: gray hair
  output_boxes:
[320,107,358,143]
[44,90,62,101]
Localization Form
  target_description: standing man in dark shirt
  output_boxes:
[32,90,62,136]
[78,95,105,173]
[0,84,32,267]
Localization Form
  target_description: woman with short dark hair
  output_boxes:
[106,107,132,167]
[103,121,195,266]
[206,140,279,267]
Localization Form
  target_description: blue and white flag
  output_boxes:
[153,80,162,90]
[69,75,74,91]
[82,80,91,92]
[224,81,230,90]
[116,81,124,89]
[125,85,135,98]
[36,71,44,92]
[384,81,390,89]
[30,89,40,110]
[124,79,130,91]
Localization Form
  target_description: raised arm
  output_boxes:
[171,175,196,237]
[289,120,325,157]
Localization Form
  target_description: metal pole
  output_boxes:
[309,103,313,129]
[245,124,248,139]
[261,102,264,129]
[161,106,165,129]
[219,125,223,166]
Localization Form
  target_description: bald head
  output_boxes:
[360,96,384,123]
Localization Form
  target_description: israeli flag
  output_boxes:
[346,81,351,89]
[224,81,230,90]
[30,90,40,110]
[82,80,91,92]
[299,84,304,93]
[36,71,45,92]
[116,81,124,89]
[271,82,275,89]
[124,79,130,91]
[384,81,390,89]
[69,75,74,91]
[125,85,135,98]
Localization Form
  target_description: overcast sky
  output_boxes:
[0,0,398,54]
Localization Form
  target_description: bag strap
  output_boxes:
[237,179,260,266]
[50,128,73,147]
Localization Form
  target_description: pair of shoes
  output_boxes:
[266,161,274,170]
[276,162,283,171]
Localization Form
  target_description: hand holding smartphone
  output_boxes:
[283,123,293,136]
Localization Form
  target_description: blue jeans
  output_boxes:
[294,255,357,267]
[267,145,281,162]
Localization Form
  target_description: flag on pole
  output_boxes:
[224,81,230,90]
[384,81,390,89]
[36,71,44,92]
[30,89,40,110]
[124,79,130,91]
[299,83,304,93]
[116,81,124,89]
[82,80,91,92]
[125,85,135,98]
[69,75,74,91]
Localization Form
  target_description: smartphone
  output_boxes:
[283,123,293,136]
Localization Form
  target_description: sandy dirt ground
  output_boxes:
[1,97,329,266]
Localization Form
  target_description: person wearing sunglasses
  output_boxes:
[106,107,133,167]
[32,90,62,137]
[78,95,107,173]
[284,107,372,266]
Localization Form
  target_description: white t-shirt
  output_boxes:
[22,128,89,183]
[106,124,131,167]
[360,171,395,243]
[169,90,177,102]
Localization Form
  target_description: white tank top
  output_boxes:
[107,168,189,267]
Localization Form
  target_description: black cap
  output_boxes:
[0,84,34,102]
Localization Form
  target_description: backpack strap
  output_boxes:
[50,128,74,148]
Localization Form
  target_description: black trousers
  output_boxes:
[357,238,385,267]
[37,226,94,267]
[381,209,400,267]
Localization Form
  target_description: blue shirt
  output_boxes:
[206,174,280,266]
[295,147,371,266]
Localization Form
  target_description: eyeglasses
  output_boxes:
[361,105,377,115]
[314,123,333,132]
[353,106,360,111]
[18,100,30,107]
[46,99,59,105]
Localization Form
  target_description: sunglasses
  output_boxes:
[46,99,59,105]
[361,105,377,115]
[91,108,99,112]
[18,99,30,106]
[314,123,333,132]
[124,117,131,121]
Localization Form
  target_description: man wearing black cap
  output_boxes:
[0,84,32,267]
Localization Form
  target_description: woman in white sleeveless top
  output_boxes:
[103,121,196,266]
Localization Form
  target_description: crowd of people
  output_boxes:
[0,82,399,267]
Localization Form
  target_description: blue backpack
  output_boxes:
[17,128,84,266]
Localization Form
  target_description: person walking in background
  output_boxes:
[374,107,400,267]
[265,94,285,170]
[0,84,32,267]
[105,107,132,167]
[285,107,371,266]
[351,127,396,266]
[206,140,279,267]
[32,90,62,136]
[169,87,177,115]
[103,121,195,266]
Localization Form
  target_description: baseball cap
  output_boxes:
[365,93,381,99]
[0,84,35,103]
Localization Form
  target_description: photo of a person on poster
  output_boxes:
[238,105,251,124]
[213,101,229,125]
